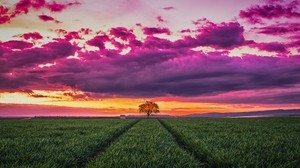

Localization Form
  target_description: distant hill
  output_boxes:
[183,109,300,118]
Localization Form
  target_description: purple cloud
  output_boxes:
[251,42,287,53]
[240,3,300,24]
[0,5,10,24]
[162,6,175,10]
[21,32,43,40]
[254,23,300,35]
[109,27,135,41]
[38,14,60,23]
[174,22,246,49]
[156,16,165,22]
[143,27,171,35]
[42,50,300,98]
[1,40,33,50]
[0,0,80,24]
[86,35,109,49]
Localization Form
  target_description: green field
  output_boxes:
[1,118,300,168]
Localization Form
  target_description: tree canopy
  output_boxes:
[138,101,159,118]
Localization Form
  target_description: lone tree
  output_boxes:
[138,101,159,118]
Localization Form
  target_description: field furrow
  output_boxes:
[87,119,203,168]
[0,118,138,168]
[161,118,300,168]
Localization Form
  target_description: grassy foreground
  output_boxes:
[161,118,300,167]
[0,118,137,167]
[87,119,202,168]
[0,117,300,167]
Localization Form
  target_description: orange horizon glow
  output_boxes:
[0,90,298,117]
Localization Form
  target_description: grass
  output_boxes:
[161,118,300,167]
[0,118,138,168]
[87,119,203,168]
[1,117,299,168]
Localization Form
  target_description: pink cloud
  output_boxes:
[239,2,300,24]
[109,27,135,41]
[1,40,33,50]
[174,22,246,49]
[38,14,60,23]
[31,0,46,9]
[0,0,80,24]
[254,23,300,35]
[156,16,165,22]
[79,28,92,35]
[64,31,83,41]
[180,29,191,33]
[162,6,175,10]
[142,36,173,49]
[250,42,287,53]
[86,35,109,49]
[11,0,31,17]
[0,40,77,71]
[21,32,43,40]
[142,27,171,35]
[196,22,245,48]
[46,1,80,12]
[0,5,10,24]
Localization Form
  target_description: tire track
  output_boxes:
[79,119,140,167]
[158,119,217,168]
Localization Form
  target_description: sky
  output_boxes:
[0,0,299,117]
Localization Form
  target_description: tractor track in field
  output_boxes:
[158,119,216,168]
[80,119,140,168]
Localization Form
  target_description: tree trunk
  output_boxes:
[147,113,150,118]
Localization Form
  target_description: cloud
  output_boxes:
[0,40,33,50]
[254,23,300,35]
[162,6,174,10]
[174,22,246,49]
[0,0,80,24]
[142,27,171,35]
[53,28,90,41]
[251,42,287,53]
[142,36,173,49]
[109,27,135,41]
[196,22,245,48]
[0,40,77,71]
[239,3,300,24]
[86,35,109,49]
[0,5,10,24]
[38,14,60,23]
[45,1,80,12]
[0,17,299,106]
[21,32,43,40]
[26,44,299,99]
[193,87,300,104]
[156,16,165,22]
[180,29,191,33]
[64,31,83,41]
[11,0,32,17]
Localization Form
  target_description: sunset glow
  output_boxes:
[0,0,299,116]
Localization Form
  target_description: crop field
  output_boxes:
[0,119,138,167]
[1,118,300,168]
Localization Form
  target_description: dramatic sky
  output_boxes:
[0,0,300,117]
